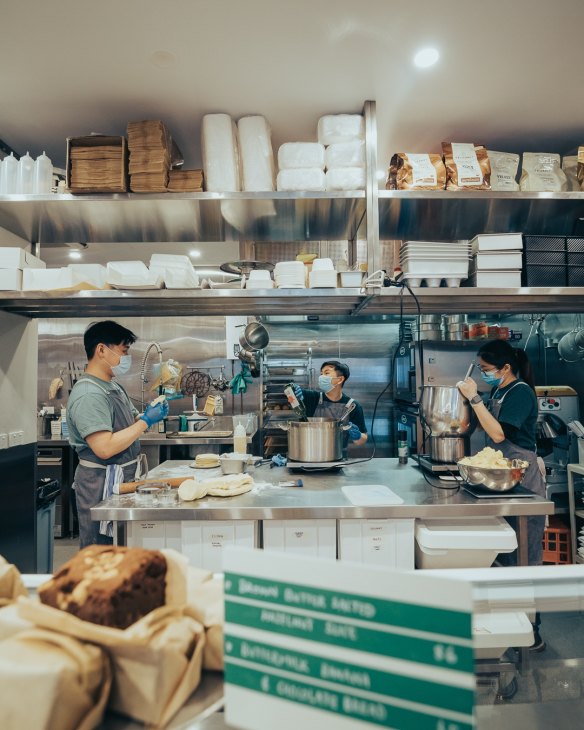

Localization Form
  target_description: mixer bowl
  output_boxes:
[457,459,529,492]
[420,386,472,436]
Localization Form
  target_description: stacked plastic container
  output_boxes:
[277,143,326,191]
[319,115,366,191]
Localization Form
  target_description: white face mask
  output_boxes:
[104,345,132,376]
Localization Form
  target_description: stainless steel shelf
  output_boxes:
[0,191,366,244]
[3,286,584,319]
[379,190,584,240]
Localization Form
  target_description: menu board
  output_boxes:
[224,547,475,730]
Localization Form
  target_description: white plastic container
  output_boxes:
[22,267,74,291]
[325,140,366,169]
[276,168,325,192]
[238,115,275,191]
[68,263,107,288]
[16,152,34,194]
[263,519,336,560]
[0,247,45,269]
[325,167,367,191]
[201,113,241,192]
[473,612,534,659]
[338,518,415,569]
[414,517,517,569]
[277,142,325,170]
[1,153,18,194]
[317,114,365,145]
[309,269,337,288]
[339,271,363,287]
[33,151,53,194]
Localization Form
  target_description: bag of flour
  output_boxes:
[520,152,567,192]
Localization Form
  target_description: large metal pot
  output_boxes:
[420,385,472,436]
[277,418,350,462]
[239,321,269,351]
[428,436,468,463]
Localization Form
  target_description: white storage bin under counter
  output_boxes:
[262,519,336,560]
[473,612,534,659]
[127,520,258,573]
[338,519,414,569]
[415,517,517,569]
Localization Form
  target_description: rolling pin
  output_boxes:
[117,476,191,494]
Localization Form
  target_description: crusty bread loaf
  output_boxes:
[38,545,167,629]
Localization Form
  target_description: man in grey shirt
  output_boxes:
[68,321,168,547]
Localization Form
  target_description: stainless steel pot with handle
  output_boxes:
[419,385,472,436]
[277,418,350,462]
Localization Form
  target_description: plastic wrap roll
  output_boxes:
[325,141,366,169]
[276,168,326,192]
[237,116,275,191]
[325,168,367,191]
[318,114,365,145]
[277,143,325,170]
[201,114,241,192]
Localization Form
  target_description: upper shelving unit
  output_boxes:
[2,286,584,319]
[379,190,584,240]
[0,191,366,245]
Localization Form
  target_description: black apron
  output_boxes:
[73,378,146,548]
[487,380,546,566]
[314,394,354,458]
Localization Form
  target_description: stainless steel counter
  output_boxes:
[91,458,554,522]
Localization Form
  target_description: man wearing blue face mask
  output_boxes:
[67,320,168,547]
[292,360,368,448]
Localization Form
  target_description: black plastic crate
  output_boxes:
[523,235,566,251]
[523,264,567,287]
[524,249,566,265]
[566,238,584,253]
[567,267,584,286]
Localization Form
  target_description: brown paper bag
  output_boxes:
[0,555,27,607]
[0,628,111,730]
[18,599,205,728]
[187,569,224,671]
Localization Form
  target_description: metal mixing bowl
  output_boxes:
[220,455,248,475]
[457,459,529,492]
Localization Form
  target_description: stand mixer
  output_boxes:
[419,385,473,464]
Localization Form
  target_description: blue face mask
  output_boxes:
[105,346,132,376]
[481,369,503,387]
[318,374,336,393]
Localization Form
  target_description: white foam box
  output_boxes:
[0,247,45,269]
[68,263,107,288]
[473,611,533,659]
[415,517,517,569]
[470,233,523,252]
[468,270,522,287]
[338,519,415,569]
[262,519,336,560]
[181,520,257,572]
[0,269,22,290]
[22,267,74,291]
[474,252,523,270]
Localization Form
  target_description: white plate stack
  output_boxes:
[309,257,337,288]
[400,241,471,287]
[468,234,523,288]
[274,261,306,289]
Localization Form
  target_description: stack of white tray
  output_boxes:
[468,234,523,287]
[400,241,471,288]
[274,261,306,289]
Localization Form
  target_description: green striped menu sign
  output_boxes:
[224,547,475,730]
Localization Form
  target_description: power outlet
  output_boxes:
[8,431,24,448]
[0,433,7,449]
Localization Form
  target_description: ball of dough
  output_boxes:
[178,479,208,501]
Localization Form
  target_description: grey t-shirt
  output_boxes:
[67,375,138,451]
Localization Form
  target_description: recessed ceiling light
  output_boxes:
[189,249,201,259]
[69,251,82,260]
[413,48,439,68]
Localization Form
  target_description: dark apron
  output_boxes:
[487,381,546,566]
[73,379,145,548]
[314,394,354,458]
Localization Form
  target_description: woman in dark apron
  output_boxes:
[457,339,546,650]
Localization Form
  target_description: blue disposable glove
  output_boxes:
[347,422,361,442]
[140,399,169,428]
[271,453,288,467]
[293,384,304,401]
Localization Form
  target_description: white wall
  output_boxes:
[0,311,38,445]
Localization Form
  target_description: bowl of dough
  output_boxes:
[457,447,529,492]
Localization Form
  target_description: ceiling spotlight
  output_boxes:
[189,249,202,259]
[414,48,440,68]
[69,251,82,260]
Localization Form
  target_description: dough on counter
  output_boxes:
[192,453,220,469]
[178,479,209,501]
[203,474,254,497]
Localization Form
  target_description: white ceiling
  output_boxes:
[2,0,583,181]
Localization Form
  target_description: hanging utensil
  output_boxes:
[181,370,211,398]
[238,321,270,351]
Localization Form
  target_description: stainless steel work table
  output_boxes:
[91,458,554,565]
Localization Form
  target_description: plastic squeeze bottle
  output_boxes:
[33,151,53,194]
[17,152,34,194]
[233,423,247,454]
[2,153,18,194]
